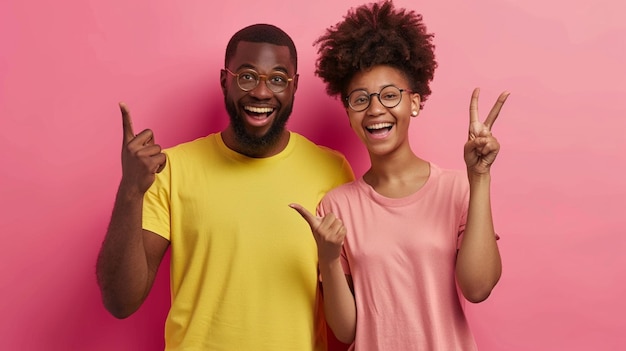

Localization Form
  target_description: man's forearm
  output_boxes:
[96,187,150,318]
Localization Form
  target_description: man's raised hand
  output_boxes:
[464,88,510,175]
[119,102,166,196]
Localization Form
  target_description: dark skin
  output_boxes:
[96,103,169,318]
[96,41,299,318]
[220,42,298,157]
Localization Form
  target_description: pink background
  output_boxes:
[1,0,624,350]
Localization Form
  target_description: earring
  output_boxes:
[411,110,418,117]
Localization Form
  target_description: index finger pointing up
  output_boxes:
[119,102,135,144]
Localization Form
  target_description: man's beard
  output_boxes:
[225,97,293,157]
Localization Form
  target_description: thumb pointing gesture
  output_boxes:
[289,203,347,263]
[289,203,322,230]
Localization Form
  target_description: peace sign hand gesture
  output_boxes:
[464,88,510,175]
[119,102,167,197]
[289,203,346,264]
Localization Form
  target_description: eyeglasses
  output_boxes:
[224,68,295,93]
[345,85,411,112]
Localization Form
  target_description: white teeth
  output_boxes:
[245,106,274,114]
[366,122,393,130]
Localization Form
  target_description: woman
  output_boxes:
[290,1,509,350]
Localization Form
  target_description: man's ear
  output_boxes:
[292,74,299,92]
[220,69,228,95]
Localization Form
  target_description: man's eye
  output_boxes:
[240,73,256,81]
[270,75,286,83]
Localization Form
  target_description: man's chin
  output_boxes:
[225,99,292,156]
[230,121,284,156]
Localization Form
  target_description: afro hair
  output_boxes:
[314,0,437,109]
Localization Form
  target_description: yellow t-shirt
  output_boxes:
[143,132,354,350]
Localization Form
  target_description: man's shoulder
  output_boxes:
[165,134,217,154]
[291,132,346,159]
[290,132,354,181]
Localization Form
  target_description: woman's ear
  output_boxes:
[410,93,421,117]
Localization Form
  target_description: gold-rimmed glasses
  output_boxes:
[224,68,295,93]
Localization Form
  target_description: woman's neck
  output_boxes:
[364,151,430,198]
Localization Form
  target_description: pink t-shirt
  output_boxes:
[318,163,477,351]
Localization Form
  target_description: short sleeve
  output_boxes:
[142,152,172,241]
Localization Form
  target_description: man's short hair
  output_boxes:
[225,23,298,72]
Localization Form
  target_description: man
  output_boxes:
[96,23,354,350]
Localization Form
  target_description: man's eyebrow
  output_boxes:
[271,66,290,74]
[229,64,291,74]
[230,63,255,71]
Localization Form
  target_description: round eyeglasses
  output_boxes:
[225,68,295,93]
[346,85,411,112]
